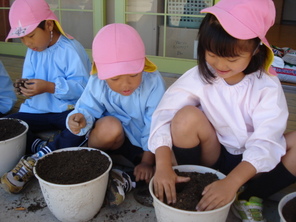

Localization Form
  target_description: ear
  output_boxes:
[45,20,55,32]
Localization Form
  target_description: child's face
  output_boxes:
[105,72,142,96]
[20,24,52,52]
[205,50,253,85]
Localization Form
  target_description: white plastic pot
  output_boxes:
[149,165,235,222]
[34,147,112,222]
[278,191,296,222]
[0,118,28,176]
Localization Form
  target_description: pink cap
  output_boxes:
[201,0,277,75]
[6,0,71,41]
[92,23,146,80]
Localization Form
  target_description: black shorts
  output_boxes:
[107,137,143,165]
[211,145,242,175]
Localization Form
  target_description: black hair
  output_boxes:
[37,20,46,29]
[197,14,268,84]
[37,20,60,34]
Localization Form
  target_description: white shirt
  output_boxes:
[148,66,288,173]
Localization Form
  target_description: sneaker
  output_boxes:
[232,196,266,222]
[0,156,36,194]
[106,169,136,206]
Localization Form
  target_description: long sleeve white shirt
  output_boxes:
[148,66,288,173]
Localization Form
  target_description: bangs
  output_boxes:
[199,15,255,57]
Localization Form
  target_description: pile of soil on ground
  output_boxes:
[167,170,219,211]
[0,118,26,141]
[35,149,111,184]
[282,197,296,222]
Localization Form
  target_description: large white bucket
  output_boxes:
[278,191,296,222]
[149,165,235,222]
[0,118,28,176]
[34,147,112,222]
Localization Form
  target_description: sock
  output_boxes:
[172,145,201,165]
[31,138,47,154]
[126,171,146,188]
[31,146,52,160]
[239,162,296,200]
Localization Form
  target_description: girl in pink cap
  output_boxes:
[67,23,166,206]
[148,0,296,221]
[1,0,91,194]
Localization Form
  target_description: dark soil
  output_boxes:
[0,118,26,141]
[35,149,111,184]
[165,170,219,211]
[282,197,296,222]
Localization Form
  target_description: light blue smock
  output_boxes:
[0,61,17,114]
[20,35,91,113]
[66,71,166,151]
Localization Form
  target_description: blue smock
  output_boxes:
[66,71,166,151]
[20,35,91,113]
[0,61,17,114]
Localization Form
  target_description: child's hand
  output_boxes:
[68,113,86,134]
[20,79,55,97]
[134,162,154,183]
[196,178,237,211]
[13,78,28,95]
[153,166,190,204]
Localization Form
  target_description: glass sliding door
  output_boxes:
[0,0,106,59]
[117,0,217,74]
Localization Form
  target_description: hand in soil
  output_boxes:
[153,166,190,204]
[163,170,219,211]
[197,177,237,211]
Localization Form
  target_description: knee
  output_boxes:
[285,131,296,151]
[94,116,123,137]
[171,105,203,133]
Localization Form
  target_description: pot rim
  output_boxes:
[0,118,28,143]
[33,147,112,187]
[278,191,296,220]
[149,164,236,214]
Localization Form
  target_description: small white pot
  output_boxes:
[0,118,28,176]
[34,147,112,222]
[149,165,235,222]
[278,192,296,222]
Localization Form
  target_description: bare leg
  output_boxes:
[282,131,296,176]
[171,105,220,166]
[88,116,125,151]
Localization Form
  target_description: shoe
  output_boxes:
[231,196,266,222]
[106,169,136,206]
[0,156,36,194]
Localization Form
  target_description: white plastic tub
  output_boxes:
[278,191,296,222]
[149,165,235,222]
[0,118,28,176]
[34,147,112,222]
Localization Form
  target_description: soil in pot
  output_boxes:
[0,118,26,141]
[164,169,219,211]
[282,197,296,222]
[35,149,111,184]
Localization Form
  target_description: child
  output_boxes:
[148,0,296,221]
[0,61,17,117]
[67,23,166,206]
[1,0,91,194]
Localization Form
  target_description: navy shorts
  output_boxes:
[211,145,242,175]
[107,137,143,165]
